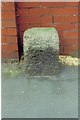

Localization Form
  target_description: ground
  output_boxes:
[1,56,79,118]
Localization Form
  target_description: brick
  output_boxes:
[41,2,55,7]
[7,2,78,57]
[64,16,78,23]
[53,7,78,15]
[2,43,18,51]
[16,2,29,8]
[1,52,10,59]
[41,2,65,7]
[29,8,43,15]
[2,11,16,20]
[78,15,80,21]
[1,28,6,35]
[63,31,78,39]
[6,20,16,27]
[1,44,9,52]
[16,9,28,16]
[1,36,6,43]
[1,2,15,10]
[8,44,18,51]
[28,2,41,7]
[59,45,64,54]
[2,21,6,27]
[60,39,78,46]
[53,24,75,31]
[42,7,78,15]
[52,23,78,35]
[43,8,53,15]
[2,20,16,28]
[8,52,18,58]
[40,23,53,27]
[2,51,18,59]
[65,2,78,6]
[58,31,63,39]
[29,23,41,28]
[78,7,80,13]
[63,24,77,30]
[78,23,80,30]
[75,23,78,30]
[54,16,65,23]
[41,23,52,27]
[63,46,78,53]
[52,24,63,31]
[6,36,18,44]
[29,16,41,23]
[17,17,29,24]
[6,28,17,35]
[18,24,29,31]
[64,7,78,15]
[41,15,52,23]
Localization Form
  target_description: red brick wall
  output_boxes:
[16,2,78,56]
[1,2,79,59]
[1,2,18,59]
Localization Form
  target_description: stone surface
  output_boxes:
[23,27,59,76]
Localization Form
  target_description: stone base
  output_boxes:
[23,28,59,76]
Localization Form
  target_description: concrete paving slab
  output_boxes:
[1,65,78,118]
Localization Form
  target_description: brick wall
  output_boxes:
[16,2,78,57]
[1,2,18,59]
[1,2,79,59]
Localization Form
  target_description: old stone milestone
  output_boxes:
[23,28,59,76]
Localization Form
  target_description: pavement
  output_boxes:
[1,64,78,118]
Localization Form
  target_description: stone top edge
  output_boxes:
[24,27,58,34]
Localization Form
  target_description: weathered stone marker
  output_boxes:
[23,28,59,76]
